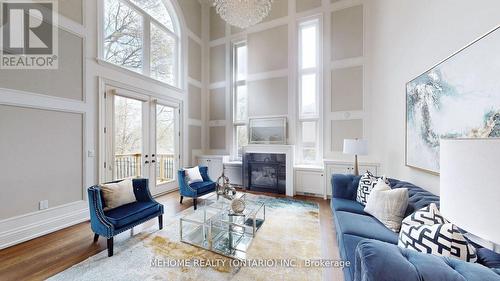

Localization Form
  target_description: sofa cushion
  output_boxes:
[342,234,365,281]
[478,248,500,268]
[104,201,161,228]
[355,239,500,281]
[335,211,398,244]
[398,203,477,262]
[388,178,440,217]
[100,179,136,210]
[331,198,366,215]
[189,181,215,194]
[356,171,388,205]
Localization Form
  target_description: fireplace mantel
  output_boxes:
[242,145,295,196]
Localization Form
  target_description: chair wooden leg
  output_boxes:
[193,198,197,210]
[180,196,183,204]
[107,237,114,257]
[93,233,99,243]
[158,215,163,230]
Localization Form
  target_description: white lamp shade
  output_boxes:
[440,138,500,247]
[343,139,368,155]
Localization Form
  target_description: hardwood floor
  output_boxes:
[0,191,343,281]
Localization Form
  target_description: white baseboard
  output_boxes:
[0,200,89,250]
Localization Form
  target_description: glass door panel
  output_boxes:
[113,95,146,180]
[155,104,176,185]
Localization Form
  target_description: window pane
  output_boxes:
[235,85,247,121]
[301,73,317,116]
[236,45,247,81]
[114,95,143,180]
[303,148,316,162]
[301,24,316,69]
[156,104,175,184]
[130,0,174,31]
[104,0,143,72]
[151,23,176,85]
[302,121,316,145]
[236,125,248,157]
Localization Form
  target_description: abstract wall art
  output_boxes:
[406,26,500,174]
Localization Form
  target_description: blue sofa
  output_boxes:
[178,166,216,210]
[88,178,164,257]
[331,174,500,281]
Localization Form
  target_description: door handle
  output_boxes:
[145,161,149,164]
[152,160,156,163]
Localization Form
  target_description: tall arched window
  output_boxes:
[102,0,181,87]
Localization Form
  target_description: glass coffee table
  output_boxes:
[180,192,265,260]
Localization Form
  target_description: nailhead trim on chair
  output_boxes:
[89,186,113,238]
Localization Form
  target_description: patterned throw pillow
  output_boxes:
[356,171,389,205]
[398,203,477,262]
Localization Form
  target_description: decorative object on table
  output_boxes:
[406,26,500,174]
[216,171,237,200]
[364,178,408,232]
[343,138,368,175]
[230,197,246,214]
[398,203,477,262]
[356,171,389,206]
[440,138,500,253]
[212,0,273,29]
[249,117,287,144]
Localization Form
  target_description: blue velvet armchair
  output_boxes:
[87,178,164,257]
[178,166,216,210]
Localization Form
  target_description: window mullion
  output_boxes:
[143,15,151,76]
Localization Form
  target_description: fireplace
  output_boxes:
[242,153,286,194]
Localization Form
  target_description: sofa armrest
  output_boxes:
[87,186,114,237]
[132,178,159,204]
[355,239,500,281]
[331,174,361,200]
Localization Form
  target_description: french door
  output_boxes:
[103,86,181,195]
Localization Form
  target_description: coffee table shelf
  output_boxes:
[180,192,265,260]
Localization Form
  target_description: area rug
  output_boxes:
[48,195,322,281]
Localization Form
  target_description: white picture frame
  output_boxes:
[248,117,287,144]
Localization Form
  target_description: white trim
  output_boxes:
[208,81,227,89]
[330,0,363,12]
[331,56,364,69]
[187,77,203,88]
[187,30,203,45]
[0,87,87,113]
[188,118,203,126]
[0,201,88,250]
[209,120,227,127]
[246,69,288,82]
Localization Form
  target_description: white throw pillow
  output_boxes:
[100,179,136,210]
[364,178,409,232]
[398,203,477,262]
[185,166,203,184]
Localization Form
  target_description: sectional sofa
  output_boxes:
[331,174,500,281]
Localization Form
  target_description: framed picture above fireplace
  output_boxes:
[249,117,287,144]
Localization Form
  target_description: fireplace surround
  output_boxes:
[243,153,286,194]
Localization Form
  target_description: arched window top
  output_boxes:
[102,0,182,87]
[129,0,178,34]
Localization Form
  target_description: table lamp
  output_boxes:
[440,138,500,253]
[343,139,368,176]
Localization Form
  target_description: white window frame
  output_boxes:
[100,0,181,88]
[231,40,248,160]
[297,17,322,164]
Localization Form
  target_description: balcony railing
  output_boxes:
[114,153,175,182]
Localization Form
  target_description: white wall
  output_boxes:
[365,0,500,194]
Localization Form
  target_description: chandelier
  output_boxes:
[213,0,273,29]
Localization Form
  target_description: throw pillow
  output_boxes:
[100,179,136,210]
[185,166,203,184]
[356,171,389,205]
[398,203,477,262]
[364,178,408,232]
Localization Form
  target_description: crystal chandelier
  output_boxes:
[213,0,273,29]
